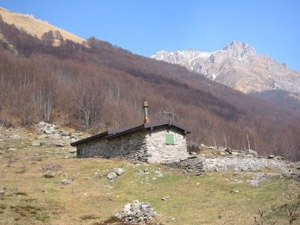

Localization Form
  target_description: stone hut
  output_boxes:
[71,102,191,164]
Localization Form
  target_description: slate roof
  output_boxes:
[71,120,191,146]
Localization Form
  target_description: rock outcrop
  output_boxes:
[35,122,79,144]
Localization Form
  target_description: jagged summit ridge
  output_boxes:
[151,41,300,94]
[153,41,256,62]
[222,41,256,59]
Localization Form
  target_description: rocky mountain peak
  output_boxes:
[222,41,256,59]
[186,48,195,52]
[151,41,300,95]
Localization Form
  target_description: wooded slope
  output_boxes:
[0,16,299,159]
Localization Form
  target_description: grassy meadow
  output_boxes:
[0,128,299,224]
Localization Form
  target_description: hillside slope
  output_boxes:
[0,11,299,159]
[0,7,86,46]
[251,90,300,114]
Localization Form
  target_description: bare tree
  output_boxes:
[36,72,56,122]
[72,75,103,131]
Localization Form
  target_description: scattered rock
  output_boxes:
[115,200,157,223]
[247,172,282,186]
[225,148,232,154]
[107,172,118,180]
[0,150,4,154]
[31,142,40,147]
[247,149,258,156]
[40,140,65,147]
[9,134,20,139]
[156,171,164,178]
[8,147,17,151]
[294,172,300,182]
[41,163,62,172]
[268,155,275,159]
[0,186,6,194]
[114,168,124,176]
[36,122,73,140]
[38,134,47,139]
[43,170,56,178]
[161,196,170,201]
[106,168,125,180]
[227,178,243,184]
[274,156,284,161]
[36,122,57,134]
[61,178,72,185]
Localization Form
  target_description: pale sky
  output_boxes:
[1,0,300,71]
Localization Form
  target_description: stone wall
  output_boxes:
[76,126,189,164]
[146,127,189,164]
[77,130,148,161]
[168,156,298,173]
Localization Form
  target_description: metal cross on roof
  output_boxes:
[163,111,176,125]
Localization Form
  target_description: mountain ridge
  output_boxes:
[151,41,300,94]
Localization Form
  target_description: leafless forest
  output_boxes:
[0,16,300,160]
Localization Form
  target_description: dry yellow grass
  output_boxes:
[0,7,86,46]
[0,127,300,224]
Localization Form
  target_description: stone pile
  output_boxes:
[35,122,78,142]
[36,122,67,136]
[168,156,298,174]
[115,200,157,223]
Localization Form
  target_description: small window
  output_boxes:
[165,134,175,145]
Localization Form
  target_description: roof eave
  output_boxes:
[71,131,108,146]
[70,120,191,146]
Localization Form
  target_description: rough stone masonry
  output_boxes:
[75,126,189,164]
